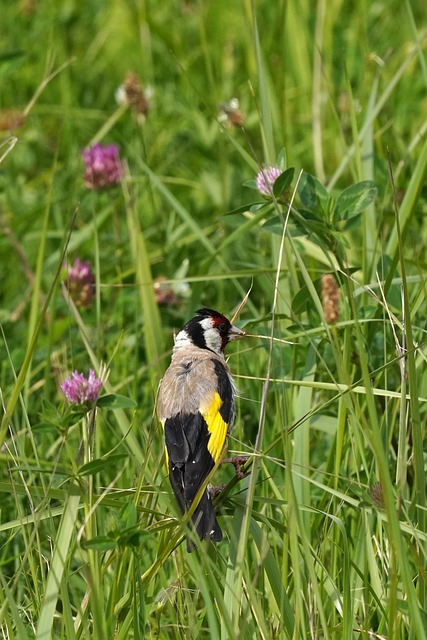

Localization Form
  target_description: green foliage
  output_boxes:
[1,0,427,639]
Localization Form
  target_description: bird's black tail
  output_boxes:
[187,490,222,552]
[169,465,222,551]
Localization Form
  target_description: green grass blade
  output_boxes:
[35,492,80,640]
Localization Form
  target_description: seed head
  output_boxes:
[217,98,244,128]
[321,274,340,324]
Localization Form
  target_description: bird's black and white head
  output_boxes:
[174,308,245,356]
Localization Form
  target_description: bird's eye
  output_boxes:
[217,322,227,334]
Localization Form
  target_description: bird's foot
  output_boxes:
[209,483,226,499]
[222,456,249,479]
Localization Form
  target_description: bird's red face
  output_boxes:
[209,313,244,351]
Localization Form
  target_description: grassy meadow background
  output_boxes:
[1,0,427,638]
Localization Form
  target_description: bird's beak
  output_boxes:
[229,324,245,341]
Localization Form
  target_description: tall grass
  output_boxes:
[1,0,427,638]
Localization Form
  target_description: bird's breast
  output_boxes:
[157,354,223,420]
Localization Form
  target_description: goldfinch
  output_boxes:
[157,307,244,549]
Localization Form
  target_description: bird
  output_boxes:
[157,307,245,550]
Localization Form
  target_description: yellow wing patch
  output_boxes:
[201,392,228,462]
[161,420,169,469]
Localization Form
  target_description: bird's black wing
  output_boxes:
[164,411,221,544]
